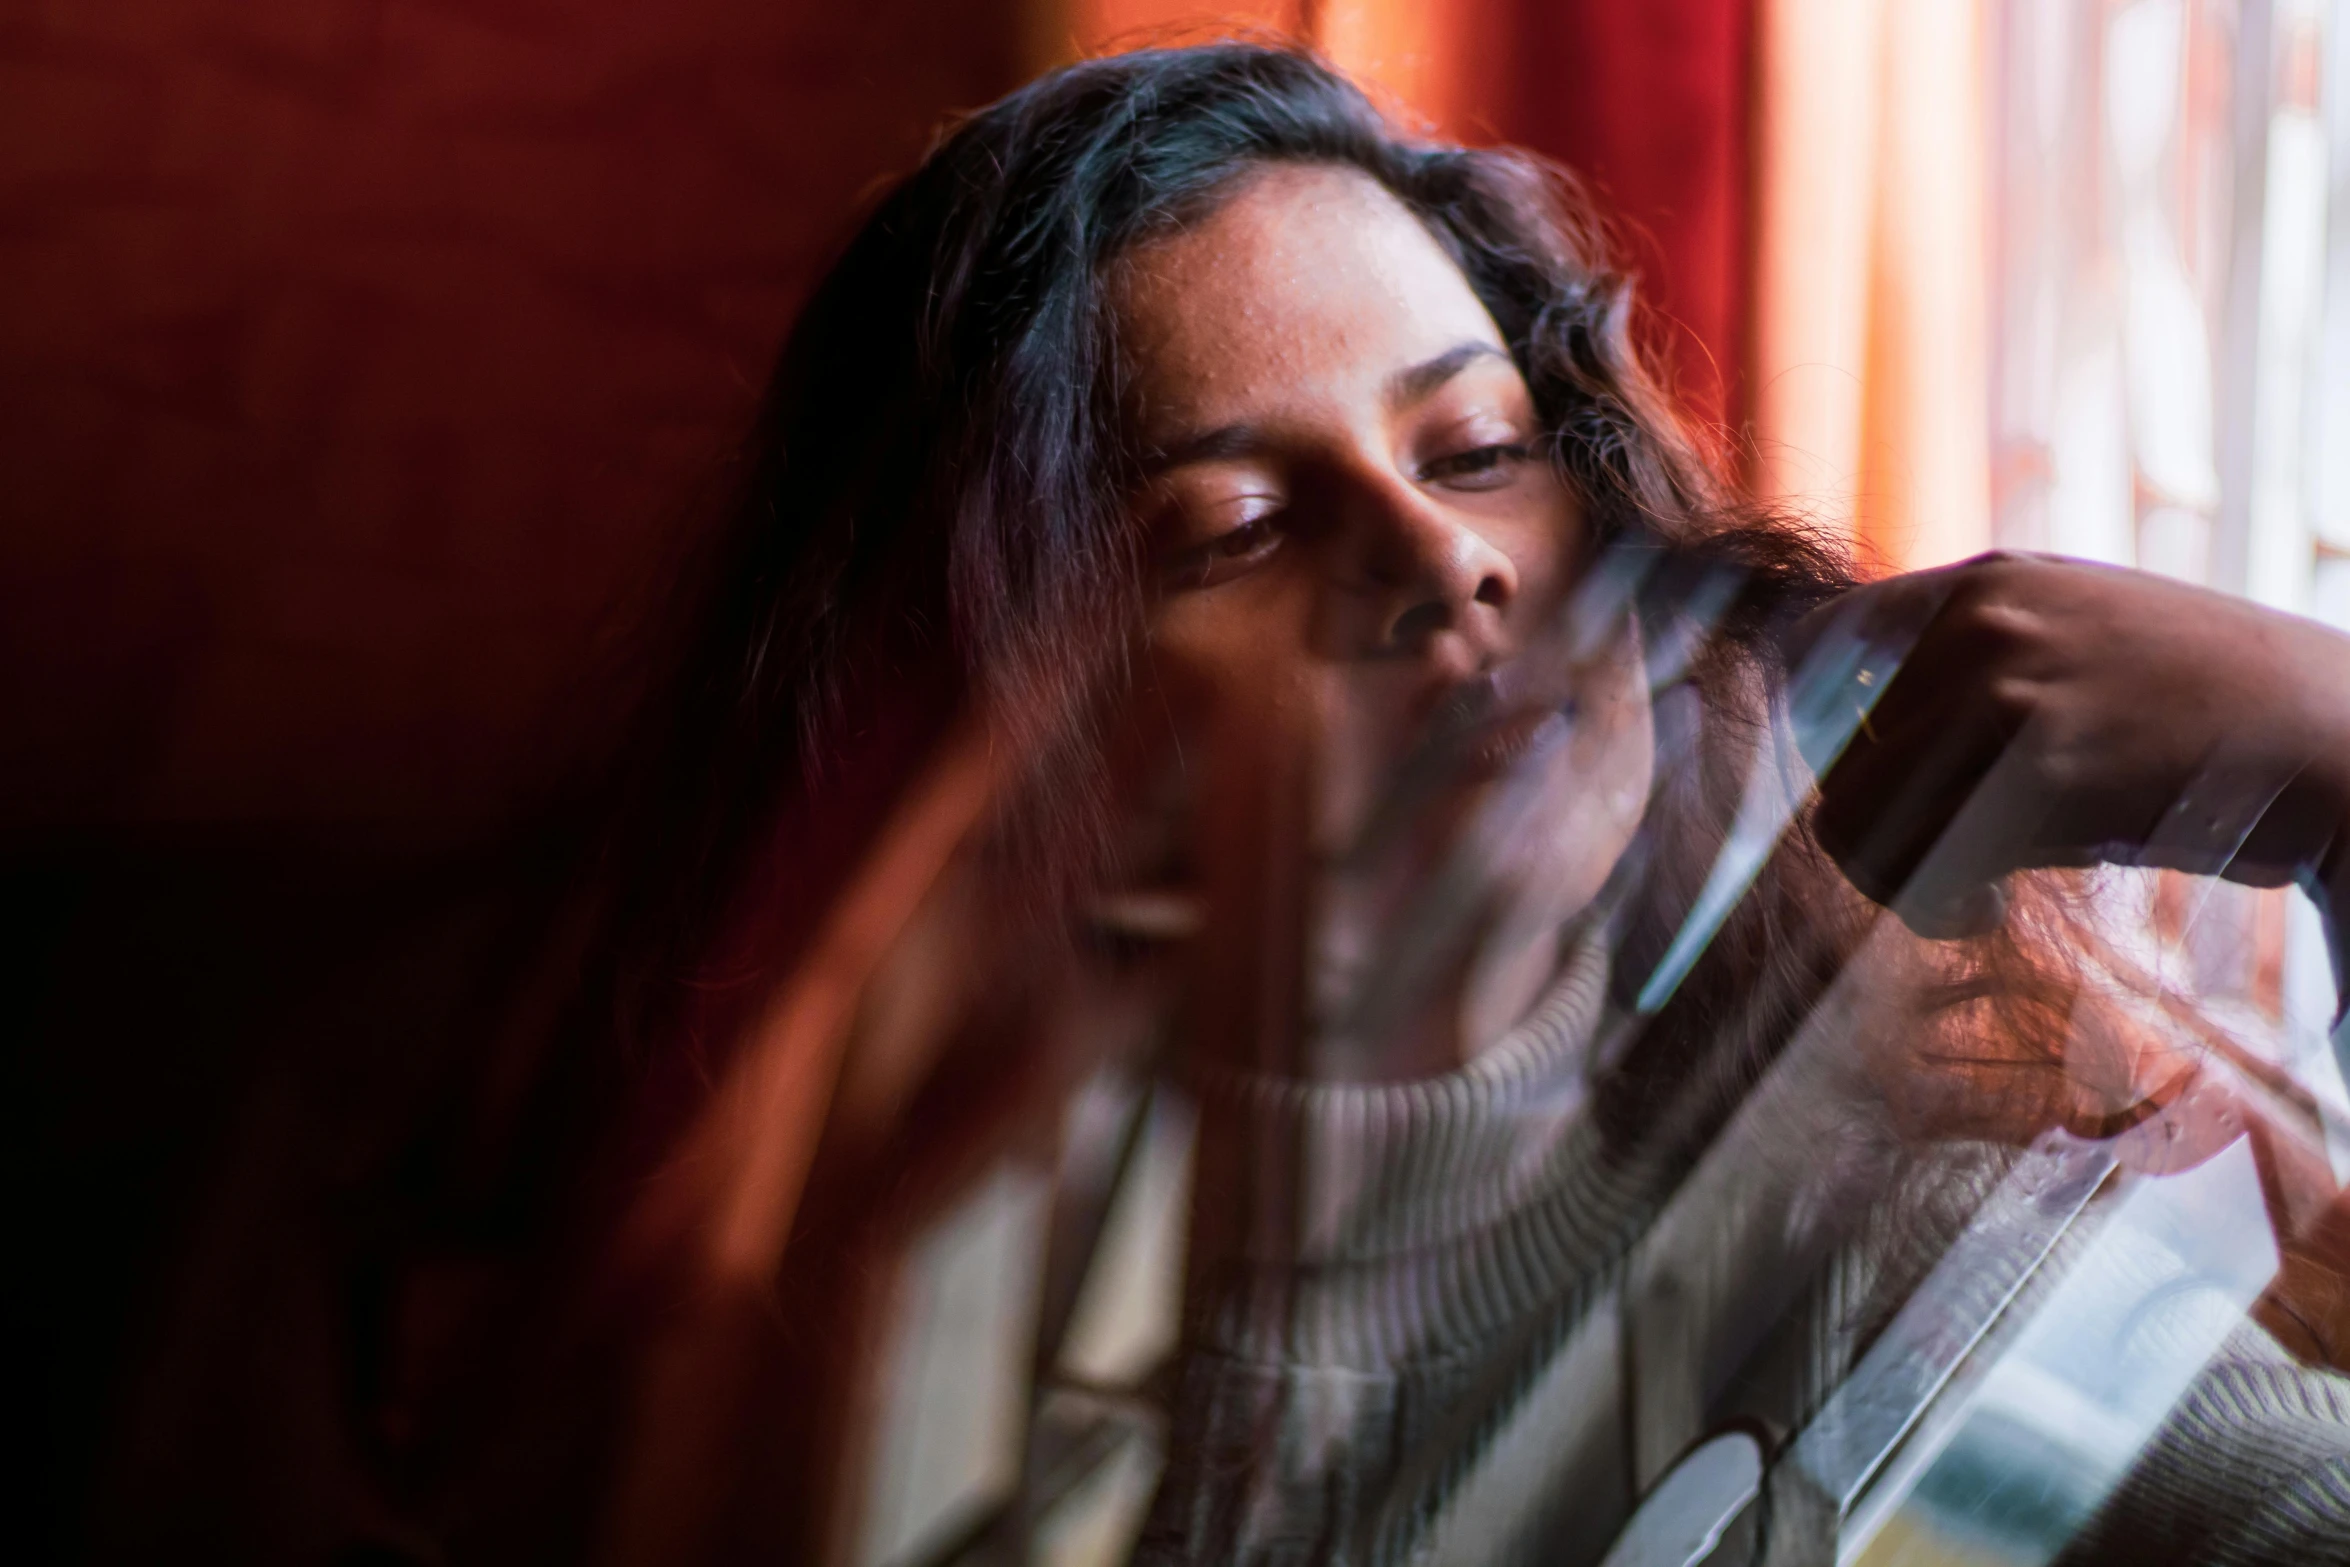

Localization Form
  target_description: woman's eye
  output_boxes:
[1421,442,1532,490]
[1163,514,1282,590]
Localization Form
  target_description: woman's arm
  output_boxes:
[1786,550,2350,994]
[1790,552,2350,1371]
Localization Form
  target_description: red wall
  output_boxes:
[0,0,1027,847]
[5,7,1031,1558]
[7,9,1754,1558]
[0,1,1751,845]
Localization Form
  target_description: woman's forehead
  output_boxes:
[1110,164,1511,429]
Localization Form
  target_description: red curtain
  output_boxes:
[1498,0,1753,429]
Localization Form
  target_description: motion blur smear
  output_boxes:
[11,4,2350,1567]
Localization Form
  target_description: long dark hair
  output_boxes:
[586,44,1855,1067]
[572,41,2128,1205]
[442,47,2185,1559]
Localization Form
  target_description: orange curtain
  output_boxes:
[1047,0,1759,429]
[1751,0,1994,570]
[1052,0,1995,573]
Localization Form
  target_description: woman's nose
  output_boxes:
[1355,482,1518,661]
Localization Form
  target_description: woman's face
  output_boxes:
[1112,163,1653,1075]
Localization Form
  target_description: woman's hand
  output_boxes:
[1788,553,2350,1371]
[1783,552,2350,944]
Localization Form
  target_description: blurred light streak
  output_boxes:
[857,1161,1053,1567]
[597,718,1003,1567]
[1834,1135,2278,1567]
[1635,604,1906,1016]
[1790,1130,2120,1528]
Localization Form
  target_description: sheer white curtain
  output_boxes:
[1988,0,2350,1133]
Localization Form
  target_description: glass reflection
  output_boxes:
[709,41,2350,1567]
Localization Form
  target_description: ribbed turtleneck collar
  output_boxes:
[1181,927,1673,1369]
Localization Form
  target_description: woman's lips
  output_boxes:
[1344,677,1578,862]
[1459,705,1570,779]
[1360,668,1580,840]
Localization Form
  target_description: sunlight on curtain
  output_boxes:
[1987,0,2350,1114]
[1041,1,1473,131]
[1037,0,1307,69]
[1988,0,2344,620]
[1753,0,2350,1053]
[1752,0,1993,572]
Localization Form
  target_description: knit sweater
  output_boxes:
[1135,930,1671,1564]
[1133,923,2350,1567]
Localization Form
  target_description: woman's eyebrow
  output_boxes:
[1384,341,1509,412]
[1139,342,1512,477]
[1139,422,1266,477]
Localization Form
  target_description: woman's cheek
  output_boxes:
[1490,474,1581,613]
[1148,589,1312,733]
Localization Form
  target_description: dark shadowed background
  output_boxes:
[3,3,1747,1559]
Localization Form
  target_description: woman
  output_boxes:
[575,41,2350,1567]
